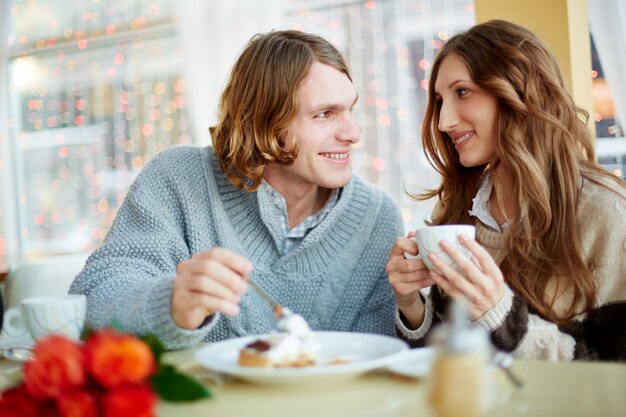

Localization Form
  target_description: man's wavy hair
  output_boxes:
[210,30,351,191]
[417,20,626,325]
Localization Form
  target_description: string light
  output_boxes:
[3,0,618,271]
[285,0,475,229]
[1,0,189,263]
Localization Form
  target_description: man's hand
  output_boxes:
[171,248,252,329]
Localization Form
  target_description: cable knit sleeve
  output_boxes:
[69,147,217,348]
[474,286,577,360]
[395,281,578,358]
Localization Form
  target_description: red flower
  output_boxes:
[23,335,86,399]
[1,327,209,415]
[56,389,99,417]
[0,385,58,417]
[103,386,157,417]
[84,329,156,389]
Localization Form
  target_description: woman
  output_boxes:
[387,20,626,361]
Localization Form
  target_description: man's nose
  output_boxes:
[337,113,360,143]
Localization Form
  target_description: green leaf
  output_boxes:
[106,320,125,332]
[150,366,212,402]
[80,326,95,341]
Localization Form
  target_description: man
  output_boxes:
[70,30,404,348]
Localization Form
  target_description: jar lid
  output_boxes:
[432,299,490,353]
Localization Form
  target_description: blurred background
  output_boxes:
[0,0,624,273]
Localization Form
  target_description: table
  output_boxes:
[2,348,625,417]
[162,348,626,417]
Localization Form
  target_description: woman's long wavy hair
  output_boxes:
[210,30,351,191]
[418,20,625,325]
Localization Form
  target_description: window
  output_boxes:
[590,33,625,181]
[284,0,475,227]
[589,0,626,181]
[0,0,192,268]
[1,1,622,272]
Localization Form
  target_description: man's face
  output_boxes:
[266,62,360,193]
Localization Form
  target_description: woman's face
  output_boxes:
[434,54,499,167]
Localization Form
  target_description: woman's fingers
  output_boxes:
[427,234,505,319]
[438,240,477,276]
[458,234,502,282]
[391,271,435,290]
[427,253,480,300]
[390,236,420,259]
[391,258,428,274]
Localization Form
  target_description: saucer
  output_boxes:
[3,347,33,362]
[386,347,436,378]
[0,334,34,361]
[0,333,34,348]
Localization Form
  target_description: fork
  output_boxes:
[246,279,291,319]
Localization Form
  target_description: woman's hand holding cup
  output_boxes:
[386,231,436,329]
[427,233,505,320]
[404,224,504,320]
[404,225,476,272]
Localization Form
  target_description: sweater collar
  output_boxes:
[206,148,373,276]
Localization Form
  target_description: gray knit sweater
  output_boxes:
[70,145,404,348]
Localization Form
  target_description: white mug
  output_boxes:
[404,225,476,272]
[3,295,86,341]
[2,307,28,338]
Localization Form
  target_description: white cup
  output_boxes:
[2,307,28,338]
[404,225,476,272]
[3,295,86,341]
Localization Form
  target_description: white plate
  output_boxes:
[0,334,35,362]
[386,347,436,378]
[194,331,408,385]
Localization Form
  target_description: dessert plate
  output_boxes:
[195,331,408,385]
[386,347,436,378]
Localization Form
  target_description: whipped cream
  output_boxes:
[257,333,318,365]
[276,307,313,339]
[261,307,319,364]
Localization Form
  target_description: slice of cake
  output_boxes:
[238,332,318,368]
[238,308,320,368]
